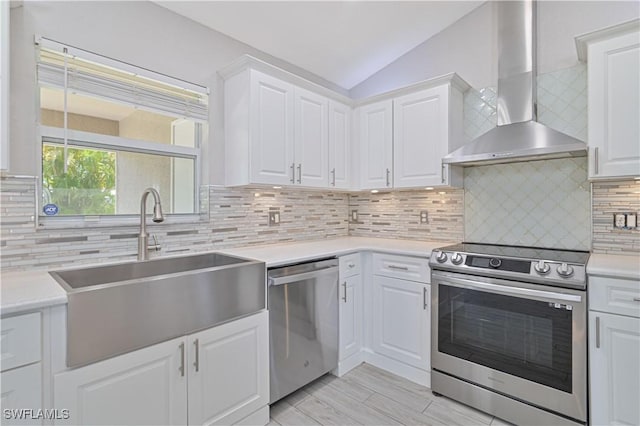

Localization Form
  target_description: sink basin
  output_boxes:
[50,252,266,368]
[52,252,249,290]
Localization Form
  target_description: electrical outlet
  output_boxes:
[420,211,429,224]
[614,213,626,229]
[268,211,280,226]
[350,210,358,222]
[627,213,637,229]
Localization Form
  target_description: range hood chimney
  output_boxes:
[443,0,587,166]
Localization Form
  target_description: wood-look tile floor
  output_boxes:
[269,363,513,426]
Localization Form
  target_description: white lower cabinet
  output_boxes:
[1,363,43,426]
[54,311,269,426]
[371,275,430,371]
[588,273,640,426]
[187,312,269,426]
[336,254,363,376]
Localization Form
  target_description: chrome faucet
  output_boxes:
[138,188,164,261]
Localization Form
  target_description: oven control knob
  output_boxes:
[451,253,464,265]
[435,251,448,263]
[557,263,574,278]
[534,260,551,275]
[489,258,502,268]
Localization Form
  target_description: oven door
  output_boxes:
[431,270,587,422]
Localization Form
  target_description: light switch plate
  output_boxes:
[268,211,280,226]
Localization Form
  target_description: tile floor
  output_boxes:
[269,363,513,426]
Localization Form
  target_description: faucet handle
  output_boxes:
[149,234,162,252]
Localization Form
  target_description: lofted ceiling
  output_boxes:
[154,1,484,90]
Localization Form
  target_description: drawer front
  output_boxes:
[1,312,42,372]
[373,253,430,283]
[339,253,361,278]
[589,276,640,318]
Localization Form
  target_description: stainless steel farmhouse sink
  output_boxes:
[50,252,266,368]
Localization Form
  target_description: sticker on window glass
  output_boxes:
[43,204,59,216]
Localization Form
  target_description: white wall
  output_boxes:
[9,1,347,184]
[350,1,640,99]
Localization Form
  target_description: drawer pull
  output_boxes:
[348,262,356,268]
[388,265,409,271]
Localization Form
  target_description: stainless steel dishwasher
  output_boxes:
[268,258,339,403]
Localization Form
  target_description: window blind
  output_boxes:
[37,41,209,122]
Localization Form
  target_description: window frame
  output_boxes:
[35,39,209,227]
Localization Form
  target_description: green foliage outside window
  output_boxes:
[42,145,116,215]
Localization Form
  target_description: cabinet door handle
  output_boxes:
[595,316,601,349]
[342,282,347,302]
[179,342,185,377]
[297,163,302,184]
[423,287,428,310]
[594,147,599,175]
[290,163,295,183]
[331,168,336,186]
[386,168,391,187]
[388,264,409,271]
[441,164,446,184]
[193,339,200,372]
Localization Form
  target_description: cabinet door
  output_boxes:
[1,363,42,425]
[339,274,362,361]
[372,276,430,370]
[54,337,187,426]
[294,87,328,187]
[393,86,449,188]
[358,100,393,189]
[588,30,640,178]
[249,70,295,185]
[329,101,351,189]
[589,312,640,426]
[188,311,269,426]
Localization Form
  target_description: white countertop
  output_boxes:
[587,253,640,280]
[1,270,67,316]
[222,237,448,267]
[0,237,449,316]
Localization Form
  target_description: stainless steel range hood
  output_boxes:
[443,0,587,166]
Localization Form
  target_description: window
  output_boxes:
[36,38,208,219]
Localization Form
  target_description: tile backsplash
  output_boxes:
[348,189,464,242]
[464,158,591,250]
[592,180,640,254]
[0,177,349,271]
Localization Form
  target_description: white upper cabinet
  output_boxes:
[249,70,296,186]
[1,0,9,171]
[294,87,329,187]
[358,100,393,190]
[222,58,351,188]
[394,86,451,188]
[577,20,640,179]
[328,101,352,189]
[357,74,467,190]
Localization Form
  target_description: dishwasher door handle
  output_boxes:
[269,266,338,286]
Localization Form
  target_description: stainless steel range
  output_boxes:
[429,243,590,426]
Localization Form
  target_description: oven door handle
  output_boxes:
[435,274,582,303]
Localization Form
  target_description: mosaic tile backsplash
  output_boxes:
[464,158,591,250]
[0,177,349,271]
[592,180,640,254]
[348,189,464,242]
